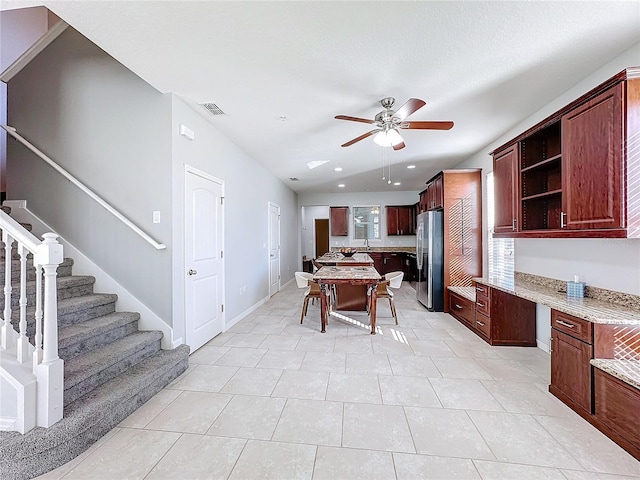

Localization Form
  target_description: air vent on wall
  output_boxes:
[200,103,226,116]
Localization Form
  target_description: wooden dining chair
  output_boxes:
[370,271,404,325]
[295,271,322,324]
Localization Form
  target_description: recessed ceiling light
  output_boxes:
[338,184,345,188]
[334,167,343,172]
[407,165,416,169]
[393,182,401,186]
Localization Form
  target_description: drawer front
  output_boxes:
[475,312,491,338]
[552,309,593,344]
[475,283,490,297]
[476,292,490,316]
[449,293,474,326]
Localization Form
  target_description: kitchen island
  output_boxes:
[313,266,381,334]
[315,252,375,310]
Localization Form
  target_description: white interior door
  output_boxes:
[185,168,224,352]
[269,202,281,296]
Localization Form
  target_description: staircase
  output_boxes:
[0,206,189,480]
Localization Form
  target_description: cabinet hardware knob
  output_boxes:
[512,218,517,231]
[188,269,198,276]
[477,303,485,308]
[454,304,463,309]
[476,287,485,293]
[476,321,485,326]
[560,212,566,228]
[556,319,575,328]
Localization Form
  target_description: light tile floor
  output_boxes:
[39,282,640,479]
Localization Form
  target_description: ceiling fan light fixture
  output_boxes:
[373,127,403,147]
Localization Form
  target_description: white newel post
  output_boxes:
[33,233,64,427]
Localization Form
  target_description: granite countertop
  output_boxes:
[591,359,640,390]
[330,247,416,253]
[473,275,640,325]
[315,252,373,264]
[313,266,381,281]
[448,286,476,302]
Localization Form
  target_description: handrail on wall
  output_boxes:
[0,125,166,250]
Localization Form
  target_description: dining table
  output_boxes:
[313,265,381,334]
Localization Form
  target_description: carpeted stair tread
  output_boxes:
[0,257,74,282]
[1,275,96,309]
[0,345,189,480]
[58,311,140,362]
[10,293,117,327]
[63,331,163,405]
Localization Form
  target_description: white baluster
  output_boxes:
[33,263,43,366]
[16,243,29,363]
[1,230,14,350]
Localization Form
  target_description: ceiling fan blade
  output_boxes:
[341,129,379,147]
[335,115,376,124]
[392,98,426,120]
[392,142,406,151]
[400,121,454,130]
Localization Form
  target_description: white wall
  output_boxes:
[171,95,298,340]
[455,41,640,296]
[7,27,174,321]
[301,205,330,260]
[299,191,420,250]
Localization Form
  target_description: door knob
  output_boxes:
[188,269,198,276]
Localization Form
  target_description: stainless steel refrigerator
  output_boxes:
[416,210,444,311]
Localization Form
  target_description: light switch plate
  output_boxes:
[153,211,161,223]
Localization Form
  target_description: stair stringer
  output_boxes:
[4,201,175,349]
[0,350,36,434]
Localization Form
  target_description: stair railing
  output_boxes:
[0,125,166,250]
[0,209,64,429]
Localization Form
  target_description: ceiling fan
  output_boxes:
[335,97,454,150]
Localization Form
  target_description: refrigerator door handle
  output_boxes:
[416,223,423,270]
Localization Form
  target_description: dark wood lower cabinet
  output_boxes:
[594,368,640,461]
[550,328,594,414]
[448,292,474,327]
[448,284,536,346]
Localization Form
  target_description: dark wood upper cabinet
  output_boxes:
[421,174,445,211]
[491,67,640,239]
[562,84,624,230]
[330,206,349,236]
[386,205,415,235]
[493,144,519,234]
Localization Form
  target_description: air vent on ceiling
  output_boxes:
[289,177,299,181]
[200,102,226,116]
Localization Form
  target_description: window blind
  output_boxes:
[487,172,515,288]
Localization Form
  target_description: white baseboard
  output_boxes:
[171,337,184,349]
[537,339,551,354]
[5,201,175,349]
[225,295,270,331]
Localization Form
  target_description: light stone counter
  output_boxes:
[473,274,640,326]
[448,286,476,303]
[591,359,640,390]
[330,247,416,253]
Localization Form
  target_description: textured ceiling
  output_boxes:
[3,1,640,194]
